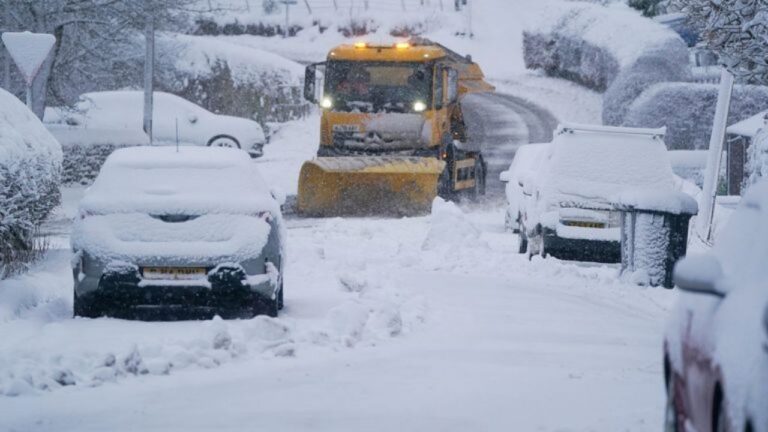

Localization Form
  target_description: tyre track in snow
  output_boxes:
[462,92,559,200]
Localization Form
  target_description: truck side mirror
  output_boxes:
[447,68,459,104]
[304,64,318,103]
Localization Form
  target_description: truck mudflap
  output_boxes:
[297,156,446,217]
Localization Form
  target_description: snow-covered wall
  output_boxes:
[523,2,688,92]
[0,89,62,278]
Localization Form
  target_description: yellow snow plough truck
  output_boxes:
[298,38,494,216]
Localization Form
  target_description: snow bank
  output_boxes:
[422,198,487,251]
[0,88,62,277]
[523,2,688,92]
[623,83,768,150]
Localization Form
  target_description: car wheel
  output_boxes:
[277,282,284,311]
[714,391,728,432]
[518,222,528,254]
[73,294,100,318]
[208,135,240,149]
[664,375,682,432]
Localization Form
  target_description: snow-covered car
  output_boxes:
[499,143,548,237]
[61,91,266,158]
[518,123,676,262]
[71,147,285,319]
[664,180,768,432]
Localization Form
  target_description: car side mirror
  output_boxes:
[499,171,511,182]
[187,113,198,124]
[673,254,726,297]
[270,187,287,207]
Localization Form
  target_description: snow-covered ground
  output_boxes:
[0,1,699,430]
[1,110,678,431]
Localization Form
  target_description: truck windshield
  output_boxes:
[324,61,433,113]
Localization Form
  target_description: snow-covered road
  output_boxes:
[1,86,664,432]
[2,205,675,431]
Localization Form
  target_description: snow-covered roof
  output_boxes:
[726,110,768,138]
[79,146,277,216]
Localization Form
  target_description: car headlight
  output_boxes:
[413,101,427,112]
[320,96,333,109]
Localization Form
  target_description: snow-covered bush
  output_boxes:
[602,48,690,125]
[0,89,62,278]
[523,2,688,92]
[623,83,768,150]
[155,34,308,124]
[746,124,768,187]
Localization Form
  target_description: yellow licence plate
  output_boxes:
[142,267,207,280]
[562,221,606,229]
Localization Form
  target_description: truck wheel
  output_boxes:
[473,157,486,197]
[73,294,100,318]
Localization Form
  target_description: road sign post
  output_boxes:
[1,31,56,111]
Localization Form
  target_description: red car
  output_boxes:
[664,181,768,432]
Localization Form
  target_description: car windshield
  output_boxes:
[324,61,432,113]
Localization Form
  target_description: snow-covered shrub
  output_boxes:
[623,83,768,150]
[155,34,308,124]
[602,47,690,125]
[0,88,62,278]
[523,2,688,92]
[746,124,768,187]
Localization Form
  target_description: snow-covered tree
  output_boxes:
[0,0,195,116]
[670,0,768,83]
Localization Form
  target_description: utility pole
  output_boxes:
[143,0,155,143]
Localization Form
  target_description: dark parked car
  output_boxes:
[72,146,285,319]
[664,180,768,432]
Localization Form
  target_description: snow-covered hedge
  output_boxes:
[602,50,691,125]
[0,89,62,278]
[155,34,308,124]
[623,83,768,150]
[523,3,688,92]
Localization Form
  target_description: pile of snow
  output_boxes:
[0,88,62,277]
[422,198,487,251]
[668,150,708,188]
[623,83,768,150]
[523,2,688,92]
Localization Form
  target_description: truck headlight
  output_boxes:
[413,101,427,112]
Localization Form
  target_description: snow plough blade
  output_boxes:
[297,156,446,217]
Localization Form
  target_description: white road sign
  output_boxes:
[1,31,56,85]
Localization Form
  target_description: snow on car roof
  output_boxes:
[80,146,277,216]
[546,124,674,202]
